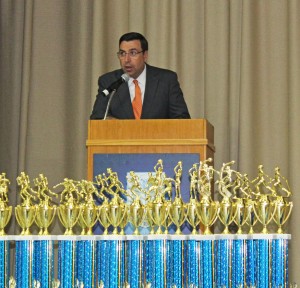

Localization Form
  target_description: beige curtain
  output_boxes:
[0,0,299,282]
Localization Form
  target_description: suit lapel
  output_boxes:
[114,84,135,119]
[142,66,159,118]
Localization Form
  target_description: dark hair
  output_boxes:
[119,32,148,51]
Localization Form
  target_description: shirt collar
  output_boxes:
[129,65,146,86]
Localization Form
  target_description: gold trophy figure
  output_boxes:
[34,174,57,235]
[0,173,12,235]
[15,172,37,235]
[55,178,81,235]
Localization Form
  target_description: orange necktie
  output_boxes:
[132,79,142,119]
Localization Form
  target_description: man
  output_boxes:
[90,32,190,119]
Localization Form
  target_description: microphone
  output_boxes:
[101,73,130,96]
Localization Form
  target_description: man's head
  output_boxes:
[118,32,148,79]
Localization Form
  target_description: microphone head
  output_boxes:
[121,73,130,83]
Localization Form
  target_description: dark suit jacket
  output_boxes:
[90,64,190,119]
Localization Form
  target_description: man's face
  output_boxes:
[118,40,148,79]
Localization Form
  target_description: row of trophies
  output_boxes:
[0,159,293,236]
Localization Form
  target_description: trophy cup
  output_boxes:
[0,203,12,236]
[253,195,275,233]
[57,202,81,235]
[98,200,111,235]
[243,199,256,234]
[186,198,201,234]
[148,195,168,234]
[272,196,293,233]
[0,173,12,235]
[266,167,293,233]
[218,196,237,234]
[118,204,129,235]
[128,198,146,235]
[162,201,173,234]
[169,197,186,234]
[55,178,82,235]
[34,174,57,235]
[197,196,219,235]
[15,204,36,235]
[78,202,98,235]
[15,172,37,235]
[215,161,237,234]
[35,204,56,235]
[233,198,250,234]
[76,179,99,235]
[106,197,127,235]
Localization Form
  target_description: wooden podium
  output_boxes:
[86,119,214,180]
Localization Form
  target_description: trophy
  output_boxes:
[233,198,250,234]
[35,204,56,235]
[128,198,146,235]
[163,201,173,234]
[0,173,12,235]
[272,197,293,233]
[242,199,256,234]
[106,197,127,235]
[197,196,219,235]
[186,198,201,234]
[0,204,12,236]
[98,200,111,235]
[77,180,98,235]
[267,167,293,233]
[118,204,129,235]
[218,197,237,234]
[78,202,98,235]
[34,174,57,235]
[57,202,81,235]
[215,161,237,234]
[253,195,275,233]
[148,195,168,234]
[15,172,37,235]
[15,204,36,235]
[55,178,82,235]
[169,197,186,234]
